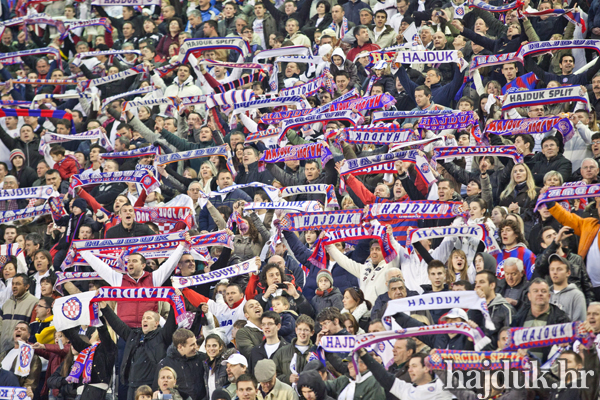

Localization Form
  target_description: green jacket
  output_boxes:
[272,338,314,385]
[160,130,216,171]
[235,323,263,360]
[324,373,385,400]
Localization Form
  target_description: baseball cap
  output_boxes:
[548,253,570,266]
[440,308,469,322]
[221,353,248,367]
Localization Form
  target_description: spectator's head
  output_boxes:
[13,322,30,347]
[236,374,258,400]
[3,175,17,190]
[387,276,407,300]
[424,68,441,87]
[12,274,29,298]
[528,105,545,118]
[19,124,34,143]
[119,204,136,229]
[261,311,281,340]
[548,254,571,287]
[35,296,54,320]
[527,277,551,310]
[347,355,368,379]
[427,260,446,291]
[36,161,49,179]
[393,338,416,366]
[44,169,62,191]
[225,283,245,308]
[332,5,344,23]
[343,287,371,315]
[141,310,160,334]
[559,54,575,75]
[223,352,248,383]
[40,276,57,297]
[216,170,234,189]
[2,261,16,281]
[316,269,333,292]
[474,270,497,301]
[514,134,534,155]
[126,252,146,280]
[316,307,343,335]
[586,302,600,333]
[335,72,350,93]
[3,226,17,244]
[408,354,432,385]
[497,326,510,350]
[0,162,7,179]
[298,370,327,400]
[432,31,446,50]
[295,314,315,345]
[501,62,518,81]
[498,219,525,249]
[33,249,52,274]
[254,359,277,394]
[243,299,263,324]
[541,135,561,159]
[414,85,431,109]
[113,195,131,214]
[173,329,198,358]
[135,385,153,400]
[359,9,372,25]
[503,257,525,288]
[157,366,178,393]
[419,25,434,45]
[9,149,25,171]
[436,178,454,201]
[178,253,196,276]
[271,296,289,313]
[368,320,385,332]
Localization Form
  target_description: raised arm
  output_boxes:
[152,244,185,286]
[80,251,123,286]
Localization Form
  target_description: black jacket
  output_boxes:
[62,320,116,400]
[468,294,515,343]
[105,221,156,239]
[12,166,37,189]
[154,345,206,400]
[510,303,571,361]
[265,160,338,202]
[102,304,177,387]
[495,277,530,312]
[249,338,289,374]
[529,152,572,187]
[234,161,274,198]
[0,129,42,169]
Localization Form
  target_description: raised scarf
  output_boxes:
[69,170,159,196]
[134,207,194,233]
[258,141,332,172]
[309,225,396,269]
[61,17,112,40]
[155,145,235,177]
[467,0,522,12]
[427,349,529,370]
[534,183,600,211]
[407,224,501,255]
[0,108,74,133]
[54,272,101,295]
[280,184,339,210]
[244,201,322,215]
[227,211,249,234]
[178,38,250,64]
[172,258,260,288]
[100,146,159,159]
[245,126,282,144]
[364,201,465,221]
[372,109,452,123]
[252,45,312,63]
[278,209,363,232]
[77,64,148,91]
[260,109,313,125]
[382,291,495,330]
[320,322,491,352]
[66,342,99,383]
[41,129,113,152]
[340,125,418,145]
[0,186,56,201]
[71,49,137,67]
[432,146,523,165]
[198,183,280,208]
[280,110,362,139]
[502,85,588,111]
[502,321,593,351]
[396,50,468,71]
[327,93,396,112]
[90,287,186,325]
[520,8,585,30]
[278,73,329,97]
[15,341,34,377]
[0,387,30,400]
[101,86,157,111]
[418,111,483,142]
[485,116,575,143]
[0,47,60,63]
[231,95,310,122]
[122,96,178,115]
[0,202,64,224]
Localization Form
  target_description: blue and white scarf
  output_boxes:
[69,170,159,195]
[259,141,333,171]
[280,184,339,210]
[372,109,453,123]
[172,258,260,288]
[101,146,159,159]
[502,85,589,111]
[277,209,363,232]
[41,129,113,152]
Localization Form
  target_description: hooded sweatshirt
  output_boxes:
[298,370,334,400]
[550,283,587,322]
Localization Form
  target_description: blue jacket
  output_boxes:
[395,64,464,108]
[278,311,297,343]
[197,188,252,231]
[282,230,361,302]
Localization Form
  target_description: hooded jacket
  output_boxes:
[550,283,587,322]
[469,294,515,342]
[155,345,206,400]
[298,370,334,400]
[329,48,360,89]
[273,338,315,385]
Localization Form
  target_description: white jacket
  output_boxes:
[151,74,204,113]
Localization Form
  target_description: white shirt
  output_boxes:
[265,342,280,358]
[253,19,266,49]
[587,234,600,286]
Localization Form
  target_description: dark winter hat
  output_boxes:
[72,198,88,213]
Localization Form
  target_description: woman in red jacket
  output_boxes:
[156,18,183,59]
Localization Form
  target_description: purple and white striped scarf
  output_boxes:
[72,50,140,67]
[280,184,339,210]
[281,111,363,138]
[0,47,61,63]
[418,111,483,142]
[101,146,158,159]
[485,116,575,143]
[69,170,159,195]
[0,186,56,201]
[78,64,148,91]
[245,126,281,144]
[535,183,600,211]
[173,258,260,289]
[502,85,589,111]
[278,73,329,97]
[340,125,418,144]
[41,129,113,152]
[61,18,112,40]
[198,183,280,208]
[54,272,101,295]
[122,97,178,114]
[503,322,593,351]
[277,209,363,232]
[432,146,523,164]
[243,201,323,214]
[327,93,396,112]
[101,85,157,111]
[155,145,235,176]
[372,109,453,123]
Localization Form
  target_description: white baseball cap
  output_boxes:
[440,308,469,322]
[221,353,248,367]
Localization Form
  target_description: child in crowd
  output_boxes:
[309,269,343,315]
[272,295,298,342]
[49,145,79,180]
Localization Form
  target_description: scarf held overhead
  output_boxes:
[503,322,593,351]
[278,209,364,232]
[69,170,159,195]
[259,141,332,171]
[365,201,466,221]
[172,258,260,288]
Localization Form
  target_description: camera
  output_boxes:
[276,283,288,289]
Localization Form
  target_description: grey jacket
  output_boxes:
[310,287,344,316]
[550,283,587,322]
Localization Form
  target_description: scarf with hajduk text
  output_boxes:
[69,170,159,196]
[309,226,396,269]
[418,111,483,142]
[340,150,437,186]
[407,224,501,255]
[503,322,594,351]
[101,86,157,111]
[0,387,30,400]
[96,145,159,160]
[467,0,522,12]
[534,183,600,211]
[278,73,330,97]
[230,96,310,122]
[279,111,364,138]
[77,64,148,91]
[382,291,495,330]
[40,129,113,152]
[427,349,529,370]
[432,146,523,166]
[122,97,178,115]
[67,342,99,384]
[327,93,396,112]
[364,201,466,222]
[243,201,323,214]
[90,287,186,325]
[172,258,260,288]
[197,183,280,208]
[0,201,65,224]
[485,116,576,143]
[502,85,589,111]
[134,207,195,233]
[320,322,492,352]
[372,109,453,123]
[0,47,61,64]
[277,209,363,232]
[280,184,339,210]
[258,141,333,172]
[395,50,468,72]
[0,186,57,201]
[155,145,235,176]
[71,49,136,67]
[339,125,419,145]
[61,17,112,40]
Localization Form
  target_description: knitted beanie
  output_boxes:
[316,269,334,286]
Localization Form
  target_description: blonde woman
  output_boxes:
[499,163,539,230]
[153,367,187,400]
